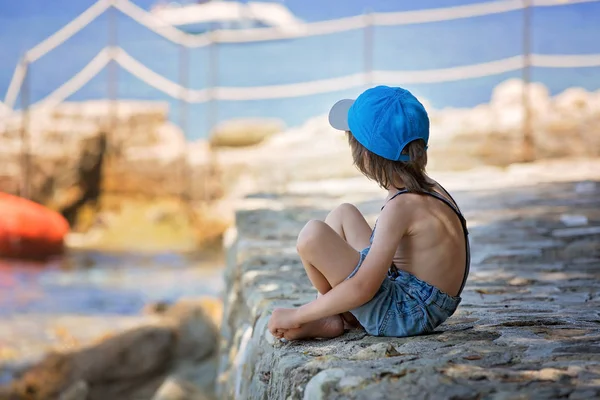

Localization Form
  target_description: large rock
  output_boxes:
[210,118,285,148]
[539,87,600,157]
[222,79,600,180]
[215,115,357,196]
[10,326,175,400]
[0,101,221,205]
[51,101,171,149]
[0,108,100,203]
[3,297,221,400]
[0,101,225,253]
[490,78,551,113]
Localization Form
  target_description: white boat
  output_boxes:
[151,0,303,33]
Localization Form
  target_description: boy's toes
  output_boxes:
[282,328,302,341]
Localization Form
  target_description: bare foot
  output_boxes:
[341,312,362,330]
[283,315,344,341]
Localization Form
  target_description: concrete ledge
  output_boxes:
[217,181,600,400]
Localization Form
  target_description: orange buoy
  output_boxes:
[0,193,70,260]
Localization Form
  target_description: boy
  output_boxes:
[267,86,470,339]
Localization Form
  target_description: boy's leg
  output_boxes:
[324,203,372,328]
[325,203,372,252]
[300,203,372,293]
[283,204,371,340]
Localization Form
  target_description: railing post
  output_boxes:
[205,27,219,203]
[19,59,31,199]
[521,0,534,162]
[207,29,219,139]
[178,44,190,201]
[108,0,119,151]
[363,10,374,88]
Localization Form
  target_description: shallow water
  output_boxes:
[0,249,224,316]
[0,249,224,387]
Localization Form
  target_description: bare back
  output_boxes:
[387,184,468,297]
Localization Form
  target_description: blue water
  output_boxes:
[0,251,224,315]
[1,0,599,139]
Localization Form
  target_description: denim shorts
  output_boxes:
[347,248,461,337]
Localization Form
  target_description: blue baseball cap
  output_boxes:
[328,86,429,161]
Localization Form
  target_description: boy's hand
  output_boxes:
[268,308,301,337]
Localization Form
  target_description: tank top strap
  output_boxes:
[422,190,469,235]
[378,186,470,296]
[419,189,470,296]
[434,183,466,223]
[380,189,409,210]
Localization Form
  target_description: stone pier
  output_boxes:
[217,160,600,400]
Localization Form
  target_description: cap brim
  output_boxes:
[328,99,354,131]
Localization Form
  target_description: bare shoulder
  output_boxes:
[384,192,427,215]
[376,193,422,231]
[380,192,441,231]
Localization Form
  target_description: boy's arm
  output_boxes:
[294,199,411,326]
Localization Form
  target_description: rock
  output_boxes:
[337,375,365,391]
[534,368,573,382]
[302,369,347,400]
[55,132,107,226]
[152,376,214,400]
[551,226,600,238]
[559,214,589,227]
[51,100,171,149]
[54,123,227,249]
[58,380,88,400]
[569,389,600,400]
[124,121,186,164]
[508,277,532,286]
[575,181,597,194]
[210,118,285,148]
[163,298,222,361]
[0,100,220,207]
[163,355,219,400]
[553,87,591,117]
[219,79,600,178]
[215,115,356,195]
[350,343,400,360]
[4,297,220,400]
[562,238,600,259]
[0,108,99,206]
[491,79,551,110]
[10,326,175,399]
[0,101,9,118]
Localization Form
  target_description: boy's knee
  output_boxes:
[297,219,327,255]
[337,203,359,214]
[327,203,359,219]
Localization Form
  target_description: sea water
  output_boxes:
[1,0,599,139]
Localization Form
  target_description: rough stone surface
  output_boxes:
[217,168,600,399]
